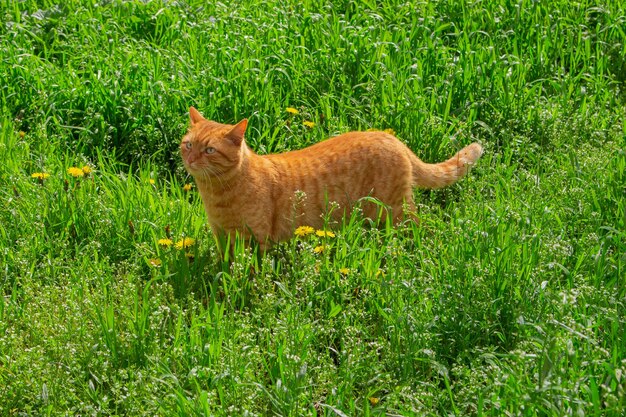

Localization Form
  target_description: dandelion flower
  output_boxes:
[185,252,195,260]
[149,179,156,185]
[183,183,193,192]
[82,165,92,175]
[294,225,315,237]
[303,121,315,128]
[369,397,380,406]
[67,167,84,178]
[315,230,336,238]
[286,107,299,115]
[31,172,50,180]
[313,245,325,254]
[158,238,173,247]
[383,128,395,135]
[19,131,26,138]
[339,267,350,275]
[148,258,162,267]
[175,237,195,250]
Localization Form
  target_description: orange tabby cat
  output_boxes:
[181,107,482,251]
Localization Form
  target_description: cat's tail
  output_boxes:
[410,143,483,189]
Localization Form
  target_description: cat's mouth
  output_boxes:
[185,162,226,179]
[184,162,206,177]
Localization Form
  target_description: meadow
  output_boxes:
[0,0,625,415]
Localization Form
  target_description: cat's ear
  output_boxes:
[226,119,248,146]
[189,106,205,126]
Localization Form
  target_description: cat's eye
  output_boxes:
[205,147,216,154]
[184,142,192,150]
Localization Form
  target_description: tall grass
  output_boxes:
[1,0,625,415]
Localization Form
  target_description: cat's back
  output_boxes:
[264,131,411,166]
[259,131,415,214]
[257,130,416,231]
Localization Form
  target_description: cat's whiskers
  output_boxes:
[199,166,217,193]
[201,165,234,194]
[198,167,214,193]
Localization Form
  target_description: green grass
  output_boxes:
[1,0,625,415]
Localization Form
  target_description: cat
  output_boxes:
[181,107,483,251]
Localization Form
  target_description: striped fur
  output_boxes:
[181,107,483,250]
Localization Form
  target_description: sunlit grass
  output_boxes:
[1,0,625,416]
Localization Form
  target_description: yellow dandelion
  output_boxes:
[67,167,84,178]
[148,179,156,185]
[313,245,325,254]
[82,165,92,175]
[286,107,299,115]
[369,397,380,406]
[315,230,336,238]
[183,183,193,192]
[339,267,350,275]
[303,121,315,128]
[175,237,195,250]
[157,238,173,247]
[184,252,195,260]
[148,258,162,267]
[31,172,50,180]
[294,225,315,237]
[19,131,26,138]
[383,128,395,135]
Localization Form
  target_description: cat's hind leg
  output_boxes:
[392,193,419,225]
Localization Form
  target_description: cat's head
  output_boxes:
[181,107,248,179]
